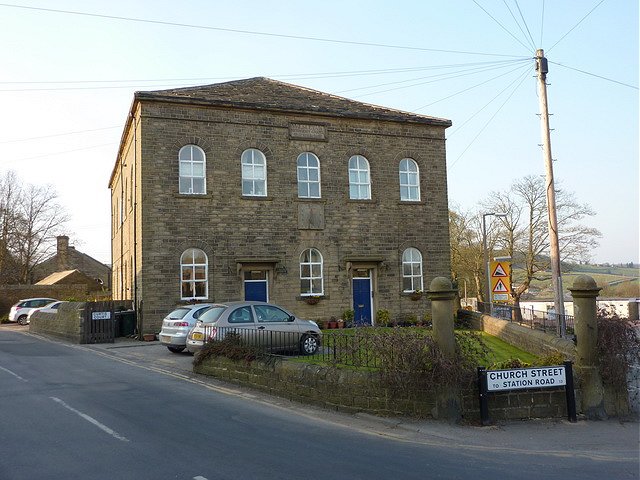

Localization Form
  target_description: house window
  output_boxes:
[348,155,371,200]
[241,148,267,196]
[402,247,423,292]
[399,158,420,201]
[300,248,323,295]
[179,145,206,194]
[297,152,321,198]
[180,248,208,300]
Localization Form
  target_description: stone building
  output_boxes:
[33,236,111,290]
[109,77,452,334]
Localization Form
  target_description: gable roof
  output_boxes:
[35,269,95,286]
[135,77,451,127]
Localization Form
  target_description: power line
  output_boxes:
[0,62,527,85]
[547,0,606,54]
[540,0,545,46]
[472,0,533,53]
[549,61,638,90]
[0,126,121,144]
[412,62,531,110]
[514,1,537,50]
[0,60,532,92]
[4,143,117,163]
[341,59,530,97]
[448,68,530,169]
[0,3,525,58]
[502,0,536,51]
[447,67,532,138]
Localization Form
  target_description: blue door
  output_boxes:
[244,281,267,302]
[352,278,372,326]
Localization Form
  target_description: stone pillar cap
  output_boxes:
[569,274,601,297]
[427,277,457,299]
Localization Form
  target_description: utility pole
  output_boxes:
[535,48,566,337]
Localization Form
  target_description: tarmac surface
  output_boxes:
[3,322,639,471]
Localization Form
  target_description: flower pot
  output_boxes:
[304,297,320,305]
[327,321,338,329]
[410,293,422,301]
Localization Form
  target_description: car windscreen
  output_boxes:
[198,306,227,324]
[167,308,191,320]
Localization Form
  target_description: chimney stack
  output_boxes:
[57,235,69,271]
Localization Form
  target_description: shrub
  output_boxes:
[491,358,531,369]
[597,306,640,391]
[193,333,265,368]
[376,309,391,327]
[331,328,489,391]
[342,309,354,324]
[536,351,566,367]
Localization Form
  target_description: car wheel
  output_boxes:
[299,334,319,355]
[167,346,185,353]
[17,315,28,325]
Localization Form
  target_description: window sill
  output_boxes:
[296,198,326,204]
[175,193,211,199]
[346,198,377,204]
[398,200,425,205]
[240,195,274,201]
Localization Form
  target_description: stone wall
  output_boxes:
[460,310,576,360]
[29,302,85,343]
[626,326,640,414]
[194,356,572,422]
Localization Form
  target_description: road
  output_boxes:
[0,327,637,480]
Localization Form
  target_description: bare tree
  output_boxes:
[484,175,601,317]
[449,206,485,302]
[0,171,23,283]
[0,171,69,284]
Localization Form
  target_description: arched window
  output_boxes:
[399,158,420,201]
[179,145,206,194]
[402,247,423,292]
[300,248,323,295]
[241,149,267,196]
[180,248,208,300]
[297,152,321,198]
[348,155,371,200]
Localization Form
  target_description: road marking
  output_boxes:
[0,366,27,382]
[49,396,129,442]
[193,476,209,480]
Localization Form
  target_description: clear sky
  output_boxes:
[1,0,638,265]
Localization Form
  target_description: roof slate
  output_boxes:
[135,77,451,127]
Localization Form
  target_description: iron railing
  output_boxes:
[477,302,575,336]
[199,325,391,368]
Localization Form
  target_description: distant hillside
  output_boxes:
[513,262,640,299]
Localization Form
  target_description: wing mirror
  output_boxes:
[288,315,296,322]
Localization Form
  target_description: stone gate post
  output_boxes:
[427,277,457,358]
[427,277,460,421]
[569,275,606,419]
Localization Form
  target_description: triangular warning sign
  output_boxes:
[493,279,509,293]
[492,263,508,277]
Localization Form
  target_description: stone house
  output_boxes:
[109,77,452,334]
[33,236,111,290]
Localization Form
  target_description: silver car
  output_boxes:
[159,304,213,353]
[186,301,321,355]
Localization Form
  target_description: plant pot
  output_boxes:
[410,293,422,301]
[327,321,338,329]
[304,297,320,305]
[143,333,156,342]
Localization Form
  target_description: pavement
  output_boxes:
[4,322,639,465]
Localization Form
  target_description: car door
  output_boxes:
[252,304,300,351]
[223,305,258,346]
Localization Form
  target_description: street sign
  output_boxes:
[485,365,567,392]
[490,261,511,303]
